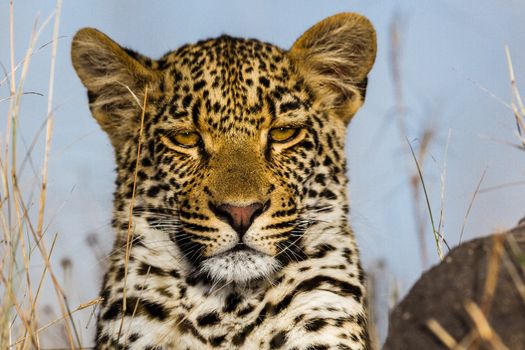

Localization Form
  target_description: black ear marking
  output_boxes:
[355,77,368,100]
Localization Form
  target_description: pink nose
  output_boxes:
[211,203,264,236]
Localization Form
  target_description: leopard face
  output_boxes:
[144,39,319,284]
[72,14,376,285]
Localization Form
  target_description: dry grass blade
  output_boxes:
[122,268,153,348]
[426,318,461,350]
[437,129,451,256]
[464,300,510,350]
[479,180,525,193]
[459,169,487,244]
[504,46,525,149]
[117,86,148,341]
[406,137,443,260]
[501,236,525,307]
[505,233,525,275]
[481,234,504,314]
[9,298,102,347]
[409,130,433,267]
[37,0,62,238]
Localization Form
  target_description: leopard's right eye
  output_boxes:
[160,130,202,153]
[161,131,202,151]
[172,131,201,148]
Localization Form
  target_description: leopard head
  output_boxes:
[71,13,376,284]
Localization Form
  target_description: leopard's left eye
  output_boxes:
[269,127,301,144]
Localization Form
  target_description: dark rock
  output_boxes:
[383,220,525,350]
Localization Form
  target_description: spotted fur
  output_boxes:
[72,12,377,350]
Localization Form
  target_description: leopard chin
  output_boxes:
[199,248,280,285]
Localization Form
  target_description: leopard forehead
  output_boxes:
[150,35,311,137]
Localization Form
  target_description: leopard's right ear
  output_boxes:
[71,28,157,148]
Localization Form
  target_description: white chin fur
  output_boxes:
[200,250,280,284]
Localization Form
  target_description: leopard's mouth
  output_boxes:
[198,246,281,284]
[208,241,267,262]
[230,242,251,252]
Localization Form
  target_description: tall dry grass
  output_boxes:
[0,1,99,349]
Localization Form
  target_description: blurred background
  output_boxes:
[1,0,524,347]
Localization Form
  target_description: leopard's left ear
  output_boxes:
[289,13,377,123]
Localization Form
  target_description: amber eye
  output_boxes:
[172,131,201,148]
[269,127,300,143]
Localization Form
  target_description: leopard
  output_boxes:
[71,12,377,350]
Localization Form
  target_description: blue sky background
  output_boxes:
[1,0,524,345]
